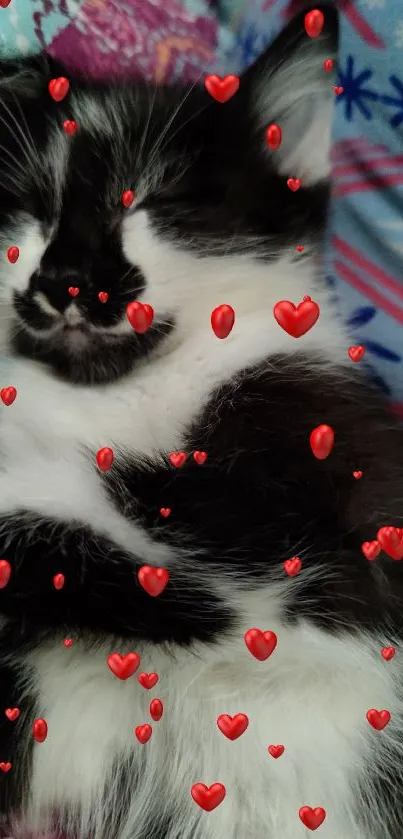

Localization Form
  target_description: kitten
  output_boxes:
[0,5,402,839]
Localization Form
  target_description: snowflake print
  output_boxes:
[395,20,403,48]
[379,74,403,127]
[336,55,379,121]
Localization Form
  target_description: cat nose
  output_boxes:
[32,267,85,313]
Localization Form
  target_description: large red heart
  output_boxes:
[366,708,391,730]
[138,672,159,690]
[216,714,249,740]
[244,628,277,661]
[268,744,285,759]
[273,297,320,338]
[377,526,403,560]
[107,652,140,680]
[0,560,11,589]
[137,565,170,597]
[191,783,226,811]
[48,77,70,102]
[299,806,326,830]
[204,75,239,103]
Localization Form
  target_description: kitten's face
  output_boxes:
[0,7,337,385]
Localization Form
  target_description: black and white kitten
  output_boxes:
[0,6,402,839]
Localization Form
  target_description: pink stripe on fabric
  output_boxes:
[334,260,403,325]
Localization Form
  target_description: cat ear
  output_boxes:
[241,4,339,186]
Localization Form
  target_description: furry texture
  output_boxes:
[0,6,403,839]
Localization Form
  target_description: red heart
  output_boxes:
[126,301,154,333]
[0,0,12,6]
[48,77,70,102]
[266,124,282,151]
[6,245,19,263]
[0,386,17,406]
[334,86,344,96]
[323,59,334,72]
[68,286,79,297]
[53,574,65,590]
[138,672,159,690]
[107,652,140,680]
[273,297,320,338]
[169,452,187,468]
[283,557,302,577]
[361,541,381,561]
[309,425,335,460]
[216,713,249,741]
[191,783,226,811]
[204,75,239,103]
[160,507,171,518]
[299,806,326,830]
[381,647,396,661]
[0,560,11,589]
[377,526,403,560]
[138,565,170,597]
[287,178,302,192]
[63,638,74,648]
[366,708,391,730]
[0,762,12,773]
[304,9,325,38]
[150,698,164,721]
[348,345,365,363]
[122,189,135,208]
[63,120,78,136]
[244,628,277,661]
[193,451,207,465]
[296,245,305,253]
[96,447,114,472]
[32,718,48,743]
[98,291,108,303]
[5,708,20,721]
[353,470,363,480]
[268,744,285,759]
[211,304,235,339]
[135,724,152,744]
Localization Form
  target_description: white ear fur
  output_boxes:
[251,11,338,185]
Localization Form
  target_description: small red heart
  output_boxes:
[68,286,79,297]
[107,652,140,680]
[361,541,381,561]
[169,452,187,468]
[96,447,114,472]
[160,507,171,518]
[0,386,17,406]
[216,713,249,740]
[191,783,226,811]
[0,762,12,773]
[348,345,365,363]
[283,557,302,577]
[135,724,152,744]
[366,708,391,731]
[63,638,74,648]
[7,245,19,263]
[53,573,65,590]
[323,59,334,72]
[211,304,235,339]
[138,565,170,597]
[304,9,325,38]
[33,718,48,743]
[150,698,164,721]
[138,672,159,690]
[193,451,207,465]
[5,708,20,721]
[287,178,302,192]
[122,189,135,208]
[268,744,285,759]
[244,628,277,661]
[334,86,344,96]
[63,120,78,136]
[98,291,109,303]
[126,301,154,333]
[273,297,320,338]
[377,526,403,560]
[353,470,363,480]
[296,245,305,253]
[309,424,335,460]
[48,77,70,103]
[204,75,239,103]
[381,647,396,661]
[299,806,326,830]
[266,124,282,150]
[0,560,11,589]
